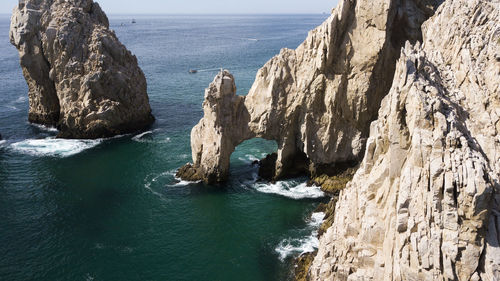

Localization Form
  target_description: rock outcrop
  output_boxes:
[176,71,247,183]
[10,0,154,139]
[309,0,500,280]
[180,0,443,183]
[179,0,500,279]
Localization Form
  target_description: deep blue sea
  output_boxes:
[0,14,329,281]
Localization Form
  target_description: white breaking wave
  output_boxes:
[132,130,153,140]
[275,212,326,261]
[253,181,325,200]
[170,176,202,187]
[30,123,59,132]
[238,154,260,164]
[146,170,201,188]
[132,130,171,143]
[309,212,326,227]
[275,234,319,261]
[245,154,260,162]
[10,138,101,157]
[0,140,6,147]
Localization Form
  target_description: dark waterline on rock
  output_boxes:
[0,14,329,280]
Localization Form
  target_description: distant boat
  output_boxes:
[131,19,136,24]
[189,69,198,74]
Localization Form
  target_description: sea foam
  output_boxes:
[275,212,326,261]
[30,123,59,133]
[132,130,171,143]
[132,130,153,141]
[238,154,260,164]
[10,138,101,157]
[253,181,325,200]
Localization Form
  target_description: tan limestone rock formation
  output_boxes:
[177,71,249,183]
[10,0,154,138]
[180,0,442,183]
[309,0,500,279]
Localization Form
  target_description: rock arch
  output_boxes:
[178,0,443,184]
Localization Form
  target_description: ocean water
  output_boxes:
[0,14,329,281]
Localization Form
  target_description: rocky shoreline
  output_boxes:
[293,175,348,281]
[180,0,500,279]
[6,0,499,279]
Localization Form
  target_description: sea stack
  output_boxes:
[177,70,248,184]
[9,0,154,139]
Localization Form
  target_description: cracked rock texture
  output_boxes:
[180,0,442,183]
[309,0,500,280]
[176,71,246,183]
[10,0,154,138]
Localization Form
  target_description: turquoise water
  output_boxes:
[0,14,329,280]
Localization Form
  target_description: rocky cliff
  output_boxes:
[309,0,500,280]
[179,0,444,184]
[10,0,154,139]
[180,0,499,279]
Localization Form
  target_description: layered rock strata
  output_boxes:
[10,0,154,138]
[179,0,443,183]
[309,0,500,279]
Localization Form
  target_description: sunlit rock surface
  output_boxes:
[309,0,500,279]
[10,0,154,138]
[180,0,442,183]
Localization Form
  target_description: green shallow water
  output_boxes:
[0,14,329,281]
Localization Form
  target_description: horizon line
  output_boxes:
[0,12,331,16]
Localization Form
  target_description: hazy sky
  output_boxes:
[1,0,337,14]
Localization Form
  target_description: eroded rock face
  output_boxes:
[10,0,154,138]
[309,0,500,279]
[181,0,442,183]
[177,71,248,184]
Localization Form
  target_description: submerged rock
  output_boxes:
[10,0,154,139]
[309,0,500,279]
[180,0,442,183]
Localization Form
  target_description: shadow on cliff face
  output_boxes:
[177,0,446,188]
[10,0,155,139]
[363,0,446,139]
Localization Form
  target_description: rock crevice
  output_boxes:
[309,0,500,279]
